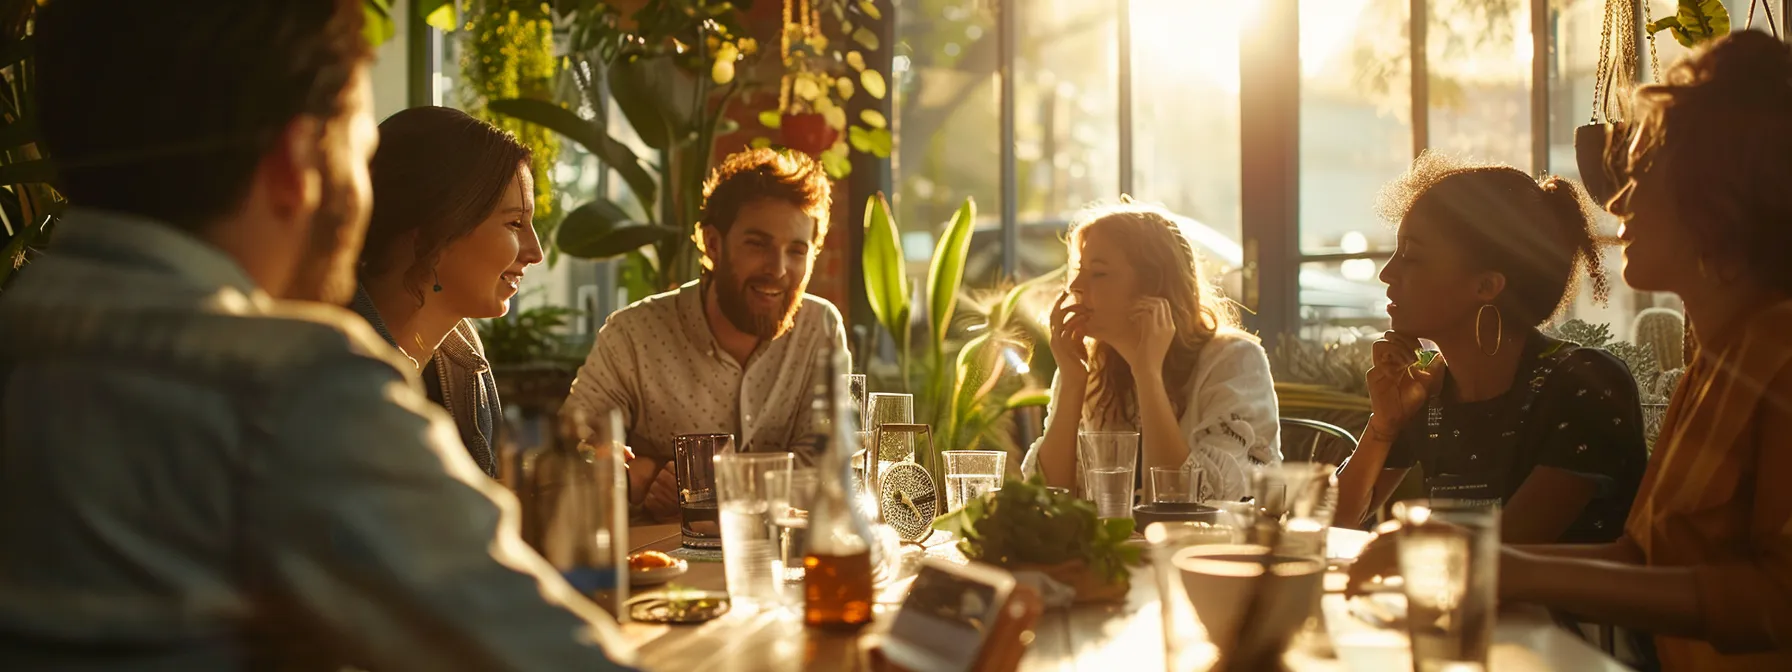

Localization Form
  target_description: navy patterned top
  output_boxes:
[1384,331,1647,543]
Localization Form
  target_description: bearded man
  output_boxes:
[561,148,847,523]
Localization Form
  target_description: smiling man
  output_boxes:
[562,148,847,523]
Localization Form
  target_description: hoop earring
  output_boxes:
[432,268,442,293]
[1475,304,1503,356]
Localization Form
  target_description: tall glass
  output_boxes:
[672,433,733,549]
[714,451,795,611]
[767,467,818,610]
[1392,499,1500,672]
[942,450,1006,511]
[866,393,915,462]
[1077,431,1139,519]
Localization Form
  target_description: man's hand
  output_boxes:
[643,465,680,523]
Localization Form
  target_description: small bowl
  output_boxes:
[1132,502,1222,528]
[629,557,689,587]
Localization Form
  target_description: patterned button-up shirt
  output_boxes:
[561,279,849,466]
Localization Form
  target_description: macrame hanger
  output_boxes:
[1746,0,1782,39]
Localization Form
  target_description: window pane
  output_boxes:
[1299,0,1411,256]
[896,0,1001,279]
[1298,260,1391,341]
[1016,0,1117,222]
[1426,0,1532,168]
[1130,0,1243,246]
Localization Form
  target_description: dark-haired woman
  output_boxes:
[1495,32,1792,670]
[1333,153,1647,544]
[350,106,544,477]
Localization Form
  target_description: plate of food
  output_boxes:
[628,550,688,587]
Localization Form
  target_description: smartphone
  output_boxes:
[882,559,1017,672]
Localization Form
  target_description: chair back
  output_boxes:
[1278,417,1358,467]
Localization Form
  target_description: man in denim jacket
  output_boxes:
[0,2,636,670]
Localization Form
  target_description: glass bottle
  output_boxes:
[802,346,876,629]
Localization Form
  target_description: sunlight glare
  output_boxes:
[1130,0,1372,94]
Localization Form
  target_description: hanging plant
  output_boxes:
[460,0,562,250]
[1646,0,1732,48]
[754,0,891,179]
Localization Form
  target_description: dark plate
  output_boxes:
[626,591,732,624]
[1132,502,1223,528]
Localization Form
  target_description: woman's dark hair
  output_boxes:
[359,106,532,305]
[35,0,371,232]
[1378,152,1609,327]
[1627,30,1792,293]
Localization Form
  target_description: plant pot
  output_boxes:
[1012,558,1130,605]
[1575,122,1631,206]
[780,112,839,157]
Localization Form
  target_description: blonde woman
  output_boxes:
[1020,203,1279,501]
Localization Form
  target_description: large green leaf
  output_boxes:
[862,193,910,349]
[925,197,976,354]
[487,97,657,219]
[362,0,396,47]
[555,199,673,260]
[607,57,679,150]
[417,0,459,31]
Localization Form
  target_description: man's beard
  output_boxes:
[712,251,805,340]
[286,163,367,305]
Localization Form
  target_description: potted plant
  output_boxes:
[932,477,1141,604]
[859,192,1056,477]
[1575,0,1730,204]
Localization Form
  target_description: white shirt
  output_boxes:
[1020,327,1282,500]
[561,279,850,465]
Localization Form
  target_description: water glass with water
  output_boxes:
[713,451,794,611]
[1392,499,1500,672]
[866,393,915,462]
[1077,431,1139,519]
[765,467,818,610]
[1149,466,1202,504]
[672,433,733,549]
[942,450,1006,511]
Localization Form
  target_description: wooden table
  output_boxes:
[617,525,1628,671]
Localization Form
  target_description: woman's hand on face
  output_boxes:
[1365,331,1443,438]
[1049,291,1091,379]
[1126,297,1176,375]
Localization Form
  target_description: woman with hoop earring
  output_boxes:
[1332,152,1647,546]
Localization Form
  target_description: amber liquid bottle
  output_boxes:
[802,346,876,629]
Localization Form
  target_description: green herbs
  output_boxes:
[932,476,1142,585]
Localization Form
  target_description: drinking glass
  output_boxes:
[766,467,819,610]
[1077,431,1139,519]
[672,433,733,549]
[1148,466,1202,504]
[714,451,795,611]
[866,393,915,462]
[1251,461,1338,558]
[942,450,1006,512]
[1392,499,1501,672]
[845,373,868,426]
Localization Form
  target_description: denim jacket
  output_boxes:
[347,288,500,477]
[0,210,636,671]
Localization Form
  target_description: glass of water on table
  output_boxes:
[713,451,795,611]
[672,433,734,549]
[943,450,1006,512]
[765,467,819,610]
[1078,431,1140,519]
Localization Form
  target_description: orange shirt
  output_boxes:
[1625,301,1792,671]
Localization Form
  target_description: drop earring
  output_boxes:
[432,268,442,293]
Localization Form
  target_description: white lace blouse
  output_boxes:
[1019,327,1283,501]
